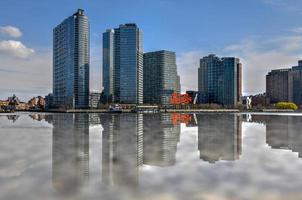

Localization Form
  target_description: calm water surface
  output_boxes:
[0,113,302,200]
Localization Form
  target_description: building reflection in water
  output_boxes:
[265,115,302,158]
[20,112,302,198]
[102,114,143,187]
[6,115,20,123]
[50,113,90,194]
[101,113,182,187]
[143,114,181,167]
[197,114,242,163]
[241,114,302,158]
[29,114,45,121]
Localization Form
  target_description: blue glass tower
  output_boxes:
[102,29,114,103]
[103,23,143,104]
[53,9,90,109]
[198,54,241,106]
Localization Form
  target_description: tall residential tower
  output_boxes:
[143,50,180,105]
[102,29,114,103]
[198,54,242,106]
[53,9,90,109]
[103,24,143,104]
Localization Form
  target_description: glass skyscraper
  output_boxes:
[198,54,242,106]
[103,24,143,104]
[102,29,114,103]
[143,50,180,105]
[53,9,90,109]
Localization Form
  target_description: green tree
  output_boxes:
[275,102,298,110]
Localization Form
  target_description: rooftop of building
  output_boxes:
[119,23,138,28]
[105,29,114,33]
[268,68,290,74]
[73,9,85,16]
[144,50,176,55]
[200,54,240,61]
[268,61,302,74]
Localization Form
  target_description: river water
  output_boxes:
[0,113,301,200]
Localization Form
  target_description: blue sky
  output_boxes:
[1,0,302,100]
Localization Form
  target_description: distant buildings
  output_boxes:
[266,60,302,106]
[0,100,8,109]
[143,50,180,105]
[250,93,266,108]
[198,54,242,107]
[28,96,45,109]
[1,94,29,111]
[103,24,143,104]
[45,93,53,109]
[0,95,47,111]
[7,94,21,105]
[53,9,90,109]
[266,69,290,104]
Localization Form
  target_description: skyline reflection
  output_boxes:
[24,113,302,164]
[1,113,302,199]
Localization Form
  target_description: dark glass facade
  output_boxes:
[102,29,114,103]
[143,50,180,105]
[266,69,290,104]
[53,9,90,109]
[198,54,242,106]
[103,24,143,104]
[266,61,302,106]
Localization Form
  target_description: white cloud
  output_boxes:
[291,27,302,34]
[0,51,52,100]
[263,0,284,6]
[277,36,302,52]
[224,35,302,95]
[177,32,302,96]
[0,26,22,38]
[90,45,102,93]
[177,51,203,93]
[0,44,103,100]
[262,0,302,12]
[0,40,34,59]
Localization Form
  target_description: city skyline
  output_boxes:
[1,0,302,100]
